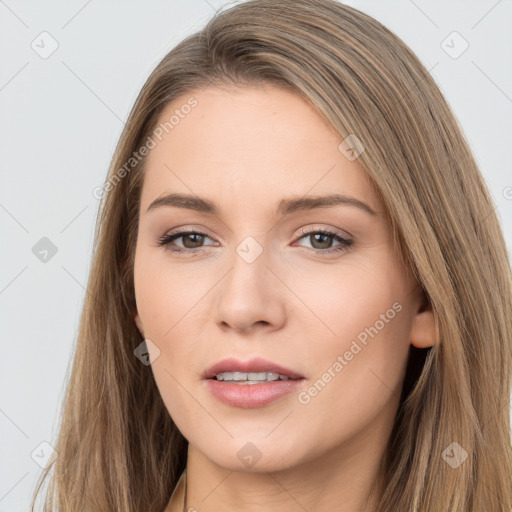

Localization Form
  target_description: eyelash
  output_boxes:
[156,228,353,255]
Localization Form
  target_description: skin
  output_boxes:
[133,84,438,512]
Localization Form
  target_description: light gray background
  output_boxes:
[1,1,511,510]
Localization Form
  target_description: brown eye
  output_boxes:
[295,229,353,254]
[157,230,214,252]
[309,232,335,250]
[180,233,206,249]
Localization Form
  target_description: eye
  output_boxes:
[156,230,217,252]
[294,228,353,254]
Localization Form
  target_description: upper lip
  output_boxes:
[203,357,304,380]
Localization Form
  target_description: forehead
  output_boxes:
[140,85,382,216]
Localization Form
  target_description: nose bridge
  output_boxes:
[225,234,272,304]
[231,235,269,290]
[213,234,285,332]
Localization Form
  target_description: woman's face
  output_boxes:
[133,84,431,473]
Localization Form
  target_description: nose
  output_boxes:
[212,243,286,335]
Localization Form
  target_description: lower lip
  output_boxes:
[204,378,305,408]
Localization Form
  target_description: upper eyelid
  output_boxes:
[295,225,352,239]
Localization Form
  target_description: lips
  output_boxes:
[203,357,304,380]
[203,357,306,408]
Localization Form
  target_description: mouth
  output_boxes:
[212,371,299,384]
[202,357,305,408]
[203,356,305,381]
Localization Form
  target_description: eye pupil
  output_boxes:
[311,233,332,249]
[183,233,204,248]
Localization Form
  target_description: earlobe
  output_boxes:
[134,312,145,338]
[410,308,439,348]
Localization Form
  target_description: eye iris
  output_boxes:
[182,233,204,249]
[311,233,332,249]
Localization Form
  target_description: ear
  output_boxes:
[134,311,145,338]
[410,292,439,349]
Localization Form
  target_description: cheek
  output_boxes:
[286,251,408,350]
[291,316,411,458]
[289,260,412,434]
[134,249,209,427]
[134,248,206,338]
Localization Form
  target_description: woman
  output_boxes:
[31,0,512,510]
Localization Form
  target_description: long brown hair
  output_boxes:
[31,1,512,510]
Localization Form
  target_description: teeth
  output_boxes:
[215,371,291,382]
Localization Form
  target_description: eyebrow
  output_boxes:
[146,192,377,217]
